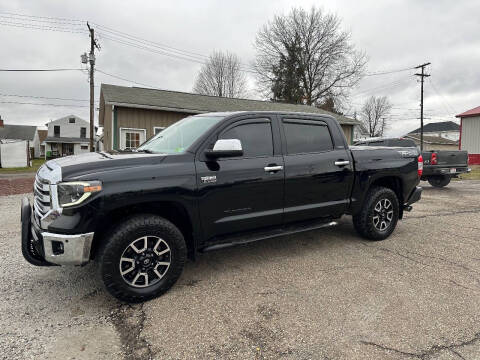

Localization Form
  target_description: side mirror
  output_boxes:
[205,139,243,158]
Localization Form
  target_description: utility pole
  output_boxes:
[414,62,430,151]
[87,23,99,152]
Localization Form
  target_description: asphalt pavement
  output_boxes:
[1,181,480,359]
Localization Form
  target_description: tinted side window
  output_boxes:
[283,120,333,154]
[220,121,273,157]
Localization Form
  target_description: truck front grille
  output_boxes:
[33,175,51,221]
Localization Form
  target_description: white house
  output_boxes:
[43,115,92,158]
[0,117,41,158]
[353,123,370,141]
[408,121,460,141]
[456,106,480,165]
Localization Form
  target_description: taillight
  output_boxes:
[418,155,423,177]
[430,152,437,165]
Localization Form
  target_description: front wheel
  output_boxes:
[427,175,451,188]
[353,187,400,241]
[98,215,186,303]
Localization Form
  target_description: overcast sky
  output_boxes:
[0,0,479,136]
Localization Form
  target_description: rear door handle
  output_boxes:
[334,160,350,166]
[264,165,283,172]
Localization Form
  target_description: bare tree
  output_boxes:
[360,96,392,137]
[193,51,247,98]
[254,7,366,106]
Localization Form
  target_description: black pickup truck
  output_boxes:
[354,137,470,187]
[21,111,422,302]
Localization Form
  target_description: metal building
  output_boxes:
[456,106,480,165]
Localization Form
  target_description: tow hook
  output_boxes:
[403,205,413,212]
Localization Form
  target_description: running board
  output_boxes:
[201,219,338,252]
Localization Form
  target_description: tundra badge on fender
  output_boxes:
[201,175,217,184]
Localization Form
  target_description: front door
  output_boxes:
[281,117,354,223]
[62,143,74,156]
[196,117,284,240]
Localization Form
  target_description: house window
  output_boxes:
[126,133,140,149]
[54,125,60,137]
[80,127,86,138]
[120,128,146,150]
[69,117,75,124]
[154,127,165,135]
[81,145,88,150]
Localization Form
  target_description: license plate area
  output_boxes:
[450,168,456,174]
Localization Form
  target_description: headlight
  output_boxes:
[57,181,102,207]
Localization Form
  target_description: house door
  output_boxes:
[62,143,74,156]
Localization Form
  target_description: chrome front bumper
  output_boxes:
[42,231,94,266]
[22,197,94,266]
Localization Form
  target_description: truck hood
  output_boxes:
[49,151,167,180]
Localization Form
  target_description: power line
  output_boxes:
[0,14,85,26]
[0,21,87,34]
[0,11,84,23]
[364,66,415,76]
[0,92,97,102]
[91,22,255,71]
[0,15,254,72]
[427,78,457,115]
[92,23,208,61]
[97,33,206,65]
[97,31,256,73]
[2,10,422,78]
[0,100,89,107]
[97,32,206,63]
[96,68,161,89]
[0,15,87,33]
[0,68,84,72]
[351,78,412,98]
[0,11,258,72]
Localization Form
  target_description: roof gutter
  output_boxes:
[105,101,206,115]
[103,101,359,125]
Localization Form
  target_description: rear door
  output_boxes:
[280,117,354,223]
[196,116,284,239]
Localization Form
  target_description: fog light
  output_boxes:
[52,241,64,255]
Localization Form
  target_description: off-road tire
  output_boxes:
[98,214,186,303]
[353,186,399,241]
[427,175,451,188]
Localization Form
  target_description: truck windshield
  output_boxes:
[137,115,224,154]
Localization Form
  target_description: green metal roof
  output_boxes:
[100,84,360,126]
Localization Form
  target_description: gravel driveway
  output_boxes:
[1,181,480,359]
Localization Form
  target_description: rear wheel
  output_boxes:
[427,175,451,188]
[98,214,186,303]
[353,186,400,241]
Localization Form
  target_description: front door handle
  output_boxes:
[264,165,283,172]
[334,160,350,166]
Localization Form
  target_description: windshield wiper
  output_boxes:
[136,149,154,153]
